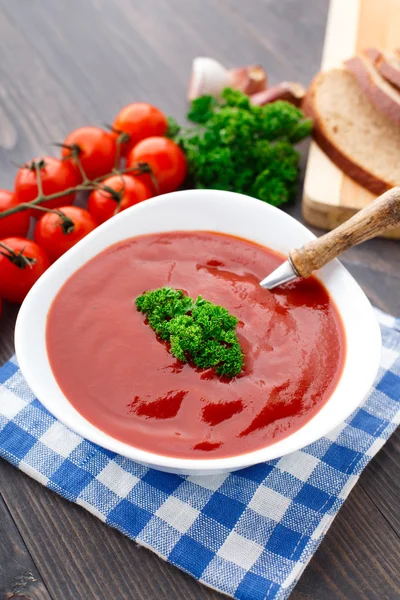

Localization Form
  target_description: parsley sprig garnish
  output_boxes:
[136,287,244,378]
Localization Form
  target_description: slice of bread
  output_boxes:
[302,68,400,194]
[364,48,400,90]
[345,55,400,124]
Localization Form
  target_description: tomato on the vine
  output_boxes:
[34,206,97,263]
[87,175,153,224]
[126,137,187,195]
[62,127,117,180]
[0,190,30,238]
[112,103,168,156]
[0,237,50,304]
[14,157,78,218]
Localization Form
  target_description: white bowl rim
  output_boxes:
[15,189,382,474]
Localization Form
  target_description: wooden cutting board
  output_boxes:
[302,0,400,239]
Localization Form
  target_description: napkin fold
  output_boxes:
[0,308,399,600]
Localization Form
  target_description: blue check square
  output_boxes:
[350,409,388,436]
[295,483,336,512]
[0,422,37,461]
[203,491,246,528]
[107,499,152,537]
[49,460,93,499]
[236,572,280,600]
[322,443,362,473]
[0,360,18,383]
[169,535,214,578]
[143,469,183,494]
[377,371,400,401]
[266,524,308,561]
[237,463,274,483]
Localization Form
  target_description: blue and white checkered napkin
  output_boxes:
[0,308,399,600]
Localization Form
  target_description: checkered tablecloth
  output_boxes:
[0,308,399,600]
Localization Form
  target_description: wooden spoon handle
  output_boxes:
[289,187,400,278]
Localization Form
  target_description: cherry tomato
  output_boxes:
[14,157,78,219]
[0,237,50,304]
[87,175,153,224]
[62,127,117,180]
[126,137,187,195]
[112,103,168,156]
[0,190,30,238]
[34,206,97,263]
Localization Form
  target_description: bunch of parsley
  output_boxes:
[167,88,312,207]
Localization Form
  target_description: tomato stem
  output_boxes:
[104,122,122,136]
[0,241,15,255]
[54,143,90,184]
[109,174,126,215]
[0,163,152,220]
[31,204,62,215]
[58,212,75,234]
[33,160,44,198]
[114,131,131,170]
[139,161,159,194]
[100,183,123,204]
[71,146,90,184]
[0,241,36,269]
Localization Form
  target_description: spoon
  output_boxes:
[260,186,400,290]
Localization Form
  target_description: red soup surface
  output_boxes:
[46,231,345,459]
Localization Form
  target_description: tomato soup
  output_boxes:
[46,231,345,459]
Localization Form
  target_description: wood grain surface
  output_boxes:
[0,1,399,599]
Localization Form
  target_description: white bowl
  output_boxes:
[15,190,381,475]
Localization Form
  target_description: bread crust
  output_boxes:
[364,47,400,90]
[302,71,393,194]
[345,55,400,124]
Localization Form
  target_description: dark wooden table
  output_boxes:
[0,1,399,599]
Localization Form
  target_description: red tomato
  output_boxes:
[126,137,187,195]
[0,237,50,304]
[34,206,97,263]
[112,103,168,156]
[62,127,117,180]
[0,190,30,238]
[87,175,153,224]
[14,157,78,219]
